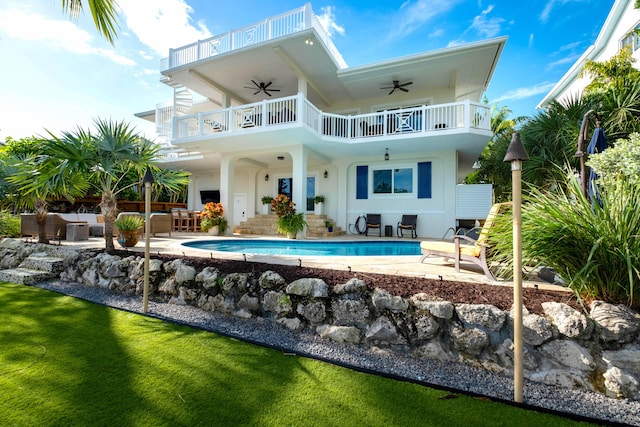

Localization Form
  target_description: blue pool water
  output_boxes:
[182,239,421,256]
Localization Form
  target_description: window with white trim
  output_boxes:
[372,167,414,195]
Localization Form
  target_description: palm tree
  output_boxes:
[43,118,189,251]
[60,0,120,44]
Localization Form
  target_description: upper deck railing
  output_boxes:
[169,94,491,142]
[161,4,347,71]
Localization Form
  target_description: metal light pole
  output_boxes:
[142,166,155,313]
[503,132,529,403]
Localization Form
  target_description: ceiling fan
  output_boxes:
[381,80,413,95]
[244,80,280,96]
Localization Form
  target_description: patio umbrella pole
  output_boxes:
[142,167,155,313]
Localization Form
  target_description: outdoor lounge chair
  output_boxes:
[419,203,510,280]
[365,214,382,236]
[397,214,417,238]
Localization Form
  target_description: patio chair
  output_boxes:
[365,214,382,237]
[419,203,510,280]
[397,214,417,238]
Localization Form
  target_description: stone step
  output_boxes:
[0,268,57,285]
[19,255,67,274]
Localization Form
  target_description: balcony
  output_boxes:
[167,95,491,143]
[160,4,346,71]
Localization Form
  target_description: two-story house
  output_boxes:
[138,4,506,238]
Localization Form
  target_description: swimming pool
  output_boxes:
[182,239,421,256]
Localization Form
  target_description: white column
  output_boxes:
[290,145,309,236]
[220,154,236,236]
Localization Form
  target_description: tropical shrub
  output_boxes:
[114,215,144,231]
[490,177,640,306]
[0,211,20,237]
[271,194,306,237]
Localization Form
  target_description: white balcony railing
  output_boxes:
[161,5,347,71]
[171,95,491,142]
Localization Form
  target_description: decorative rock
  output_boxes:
[175,263,196,284]
[331,298,370,326]
[149,258,163,273]
[455,304,505,331]
[410,294,454,319]
[234,309,253,319]
[542,302,593,339]
[169,286,189,305]
[238,294,259,312]
[297,301,326,323]
[196,267,220,290]
[262,291,292,316]
[277,317,303,331]
[286,278,328,297]
[591,301,640,343]
[372,288,408,312]
[495,338,539,370]
[414,341,453,361]
[158,277,177,295]
[258,270,286,289]
[602,344,640,371]
[413,314,440,340]
[317,325,361,344]
[221,273,249,296]
[333,278,368,295]
[603,367,639,399]
[365,316,406,345]
[451,326,489,356]
[539,340,596,371]
[522,313,553,346]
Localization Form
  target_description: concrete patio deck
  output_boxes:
[49,232,567,292]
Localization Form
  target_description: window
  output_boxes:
[373,167,413,195]
[621,24,640,52]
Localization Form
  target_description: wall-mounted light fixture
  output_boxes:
[264,174,269,181]
[323,170,328,179]
[472,160,482,169]
[384,147,389,161]
[305,37,314,45]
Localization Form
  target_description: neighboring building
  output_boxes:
[138,4,506,238]
[537,0,640,109]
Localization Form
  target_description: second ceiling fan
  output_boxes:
[244,80,280,96]
[381,80,413,95]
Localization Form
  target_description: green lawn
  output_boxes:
[0,282,594,426]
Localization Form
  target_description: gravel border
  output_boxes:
[32,279,639,426]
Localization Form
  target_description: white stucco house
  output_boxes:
[537,0,640,109]
[138,4,506,238]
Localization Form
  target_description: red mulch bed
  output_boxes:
[113,250,582,315]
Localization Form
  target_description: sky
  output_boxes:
[0,0,615,141]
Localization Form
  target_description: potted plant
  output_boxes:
[313,195,325,215]
[200,202,227,235]
[325,220,333,233]
[115,215,144,247]
[271,194,306,238]
[261,196,274,214]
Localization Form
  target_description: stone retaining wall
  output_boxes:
[2,240,638,400]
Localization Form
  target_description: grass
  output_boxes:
[0,282,595,426]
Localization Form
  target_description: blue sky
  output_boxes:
[0,0,614,141]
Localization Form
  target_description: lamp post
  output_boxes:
[142,166,155,313]
[503,132,529,403]
[574,110,596,198]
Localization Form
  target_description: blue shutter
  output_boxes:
[356,165,368,199]
[417,161,432,198]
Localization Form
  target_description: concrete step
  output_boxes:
[0,268,57,285]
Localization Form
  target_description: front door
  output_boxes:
[278,177,316,212]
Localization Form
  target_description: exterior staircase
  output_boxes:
[0,254,66,285]
[233,214,344,237]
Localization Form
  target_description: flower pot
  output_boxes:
[262,204,270,215]
[117,230,140,248]
[286,231,297,239]
[207,225,219,236]
[314,202,323,215]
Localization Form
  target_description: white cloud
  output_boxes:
[392,0,461,39]
[469,5,505,38]
[0,8,136,65]
[493,81,557,103]
[317,6,345,37]
[117,0,212,58]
